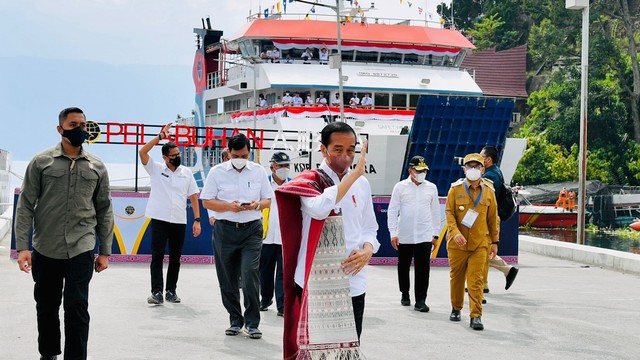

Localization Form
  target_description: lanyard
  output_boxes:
[464,182,483,209]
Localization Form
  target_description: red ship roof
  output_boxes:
[231,19,475,50]
[461,45,528,98]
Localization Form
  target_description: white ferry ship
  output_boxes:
[181,3,522,197]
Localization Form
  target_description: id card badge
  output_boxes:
[461,209,479,228]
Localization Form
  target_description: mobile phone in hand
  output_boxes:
[240,202,250,206]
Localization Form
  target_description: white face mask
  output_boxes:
[413,172,426,183]
[466,167,482,181]
[275,167,290,180]
[231,158,247,169]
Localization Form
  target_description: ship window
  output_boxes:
[355,51,379,63]
[341,50,355,62]
[380,52,402,64]
[409,94,420,109]
[403,53,419,64]
[375,93,389,109]
[391,93,407,109]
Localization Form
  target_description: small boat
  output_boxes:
[629,220,640,231]
[517,190,578,228]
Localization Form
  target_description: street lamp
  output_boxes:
[566,0,589,245]
[296,0,355,121]
[237,39,263,130]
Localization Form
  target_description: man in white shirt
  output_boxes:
[281,91,293,106]
[331,93,341,106]
[200,133,273,340]
[319,47,329,64]
[316,93,327,106]
[305,93,315,106]
[360,93,373,109]
[292,92,303,107]
[387,155,440,312]
[301,47,313,63]
[349,93,360,108]
[259,152,291,317]
[258,94,269,109]
[270,47,281,63]
[139,122,202,305]
[276,122,378,358]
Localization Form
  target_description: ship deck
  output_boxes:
[2,229,639,359]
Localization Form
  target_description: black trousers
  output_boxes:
[32,250,94,360]
[397,242,431,303]
[213,219,263,329]
[296,285,366,341]
[259,243,284,312]
[150,219,186,294]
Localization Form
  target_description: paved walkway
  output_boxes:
[2,230,639,360]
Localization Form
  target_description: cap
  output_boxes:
[463,153,484,165]
[270,152,291,164]
[408,156,429,171]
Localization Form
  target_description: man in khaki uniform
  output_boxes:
[445,153,499,331]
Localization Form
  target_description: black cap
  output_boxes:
[408,156,429,170]
[270,152,291,164]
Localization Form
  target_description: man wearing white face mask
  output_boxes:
[259,152,291,317]
[201,134,273,339]
[387,156,441,312]
[445,153,499,331]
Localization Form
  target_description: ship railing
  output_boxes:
[245,12,443,28]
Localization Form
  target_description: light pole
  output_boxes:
[566,0,589,245]
[296,0,352,121]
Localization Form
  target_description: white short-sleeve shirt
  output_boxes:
[200,160,273,223]
[143,157,199,224]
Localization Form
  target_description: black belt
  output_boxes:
[218,219,260,228]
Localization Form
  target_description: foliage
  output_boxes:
[468,14,518,51]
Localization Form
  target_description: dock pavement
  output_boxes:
[1,229,640,360]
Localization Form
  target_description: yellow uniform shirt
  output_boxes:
[445,178,499,251]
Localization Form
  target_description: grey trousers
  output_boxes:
[213,219,263,329]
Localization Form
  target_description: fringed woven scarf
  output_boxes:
[276,170,363,360]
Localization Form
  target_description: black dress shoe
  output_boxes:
[414,302,430,312]
[482,298,487,304]
[505,266,519,290]
[470,317,484,330]
[483,288,490,294]
[259,300,273,311]
[40,356,57,360]
[449,308,461,322]
[400,292,410,306]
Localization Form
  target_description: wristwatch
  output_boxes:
[194,217,201,222]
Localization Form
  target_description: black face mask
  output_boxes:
[62,126,87,147]
[169,156,181,168]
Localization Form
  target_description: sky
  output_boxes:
[2,0,443,188]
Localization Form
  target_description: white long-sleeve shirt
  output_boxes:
[387,177,441,244]
[296,160,380,296]
[263,175,287,245]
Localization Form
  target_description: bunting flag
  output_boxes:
[310,5,315,13]
[283,0,287,13]
[418,6,423,14]
[277,1,281,13]
[400,0,403,3]
[305,13,311,20]
[264,8,269,18]
[354,0,359,6]
[408,1,412,7]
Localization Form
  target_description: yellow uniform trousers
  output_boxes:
[449,246,488,318]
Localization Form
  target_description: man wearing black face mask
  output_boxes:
[139,122,201,305]
[15,107,114,360]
